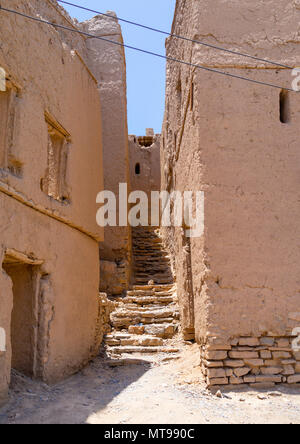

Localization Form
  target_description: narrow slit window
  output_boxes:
[135,163,141,175]
[280,90,290,124]
[190,82,194,111]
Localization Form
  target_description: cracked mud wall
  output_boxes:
[81,14,132,295]
[161,0,300,346]
[0,0,104,401]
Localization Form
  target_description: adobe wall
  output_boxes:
[0,0,104,404]
[129,131,161,203]
[81,14,132,296]
[161,0,300,387]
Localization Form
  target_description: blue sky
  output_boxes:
[62,0,176,135]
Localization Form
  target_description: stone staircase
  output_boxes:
[104,227,181,365]
[132,227,174,285]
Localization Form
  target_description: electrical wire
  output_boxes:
[0,5,297,93]
[58,0,295,71]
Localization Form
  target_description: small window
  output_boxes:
[42,113,71,202]
[0,88,11,168]
[190,82,194,111]
[0,84,20,175]
[280,90,290,124]
[135,163,141,175]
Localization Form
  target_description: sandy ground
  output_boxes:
[1,344,300,425]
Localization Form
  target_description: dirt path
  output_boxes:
[1,344,300,424]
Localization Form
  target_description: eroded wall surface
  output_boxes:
[161,0,300,386]
[81,14,131,296]
[0,0,104,403]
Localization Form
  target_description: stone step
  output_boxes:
[134,260,171,266]
[135,279,174,285]
[135,274,172,279]
[105,357,153,367]
[120,295,175,305]
[111,317,176,328]
[125,291,176,299]
[104,226,179,366]
[133,246,164,251]
[135,273,172,278]
[108,345,180,355]
[132,283,176,291]
[134,263,171,268]
[135,267,171,270]
[116,303,177,312]
[111,306,179,319]
[126,323,178,339]
[105,334,164,347]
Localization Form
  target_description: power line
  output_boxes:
[0,6,297,93]
[58,0,295,71]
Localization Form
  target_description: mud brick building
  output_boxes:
[161,0,300,387]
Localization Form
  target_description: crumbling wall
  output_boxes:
[0,0,104,402]
[162,0,300,386]
[81,14,131,296]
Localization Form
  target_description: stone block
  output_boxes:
[260,350,272,359]
[272,352,291,359]
[234,367,251,378]
[281,360,296,365]
[224,360,244,368]
[128,326,145,335]
[207,378,228,386]
[204,360,224,368]
[255,375,282,383]
[239,338,260,347]
[264,360,279,366]
[282,365,295,376]
[276,338,290,348]
[287,375,300,384]
[260,338,275,347]
[230,376,244,385]
[243,359,264,367]
[243,376,256,383]
[229,351,259,359]
[207,368,227,379]
[205,350,228,361]
[260,367,283,375]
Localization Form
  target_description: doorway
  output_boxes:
[2,251,43,378]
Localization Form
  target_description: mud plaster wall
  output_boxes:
[0,0,104,403]
[129,135,161,207]
[161,0,300,348]
[81,14,132,295]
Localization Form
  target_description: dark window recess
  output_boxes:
[135,163,141,175]
[190,82,194,111]
[42,113,71,203]
[280,90,290,124]
[0,86,22,176]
